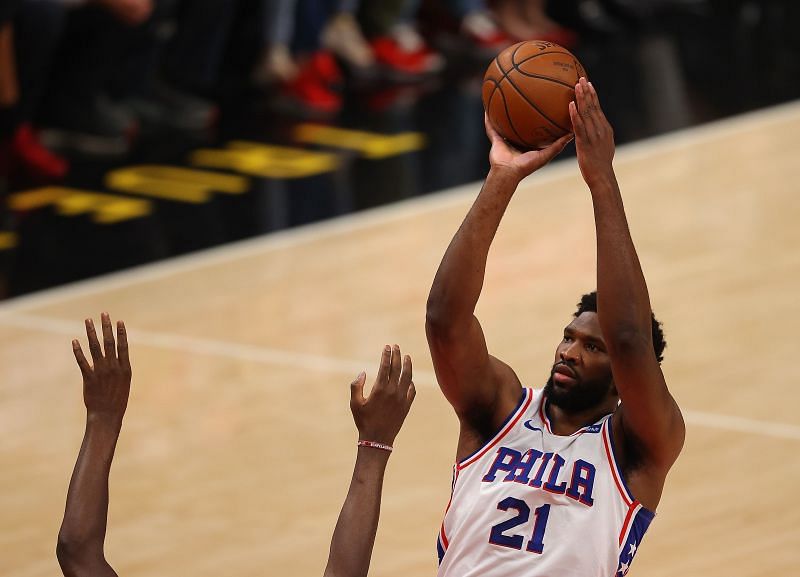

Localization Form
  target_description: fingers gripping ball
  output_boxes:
[482,40,587,150]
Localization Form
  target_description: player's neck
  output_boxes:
[545,398,617,436]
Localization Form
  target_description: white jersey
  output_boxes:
[437,388,654,577]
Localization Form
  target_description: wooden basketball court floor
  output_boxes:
[3,101,800,577]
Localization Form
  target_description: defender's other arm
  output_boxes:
[323,345,415,577]
[570,80,684,477]
[426,117,571,423]
[58,314,131,577]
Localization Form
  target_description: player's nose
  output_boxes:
[559,343,580,364]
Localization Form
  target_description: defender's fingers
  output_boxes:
[117,320,131,373]
[406,381,417,408]
[85,318,103,363]
[101,312,116,360]
[388,344,402,389]
[72,340,92,376]
[374,345,391,389]
[399,354,413,395]
[350,371,366,406]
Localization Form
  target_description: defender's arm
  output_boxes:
[58,315,131,577]
[323,346,415,577]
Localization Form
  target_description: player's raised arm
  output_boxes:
[57,313,131,577]
[426,116,571,431]
[323,345,416,577]
[570,79,684,481]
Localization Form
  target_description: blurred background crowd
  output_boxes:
[1,0,766,181]
[0,0,797,298]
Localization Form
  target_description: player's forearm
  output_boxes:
[590,172,653,342]
[57,416,121,574]
[323,448,391,577]
[427,169,518,329]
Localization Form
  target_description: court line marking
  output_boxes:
[1,99,798,314]
[3,310,800,442]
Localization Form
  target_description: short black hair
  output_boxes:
[575,291,666,363]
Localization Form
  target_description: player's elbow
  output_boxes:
[56,531,82,565]
[56,529,98,575]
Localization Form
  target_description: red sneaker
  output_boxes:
[461,11,515,55]
[370,35,444,78]
[283,58,342,114]
[11,123,69,181]
[308,50,343,87]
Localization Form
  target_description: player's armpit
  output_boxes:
[426,314,522,431]
[611,348,685,471]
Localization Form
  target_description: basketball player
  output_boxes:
[56,313,415,577]
[426,78,685,576]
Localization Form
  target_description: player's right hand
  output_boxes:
[485,113,572,183]
[350,345,416,447]
[569,77,616,187]
[72,313,132,425]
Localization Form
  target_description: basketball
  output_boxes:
[482,40,587,150]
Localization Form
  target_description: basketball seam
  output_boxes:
[496,80,531,148]
[486,57,530,148]
[503,74,570,134]
[508,71,575,89]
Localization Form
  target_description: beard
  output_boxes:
[543,372,613,413]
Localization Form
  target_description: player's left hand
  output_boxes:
[72,313,132,427]
[570,77,616,186]
[350,345,416,446]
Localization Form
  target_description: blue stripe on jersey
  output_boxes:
[437,536,445,565]
[616,507,655,576]
[456,388,529,467]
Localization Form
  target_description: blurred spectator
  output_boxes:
[0,1,69,181]
[253,0,344,114]
[41,0,234,156]
[359,0,445,79]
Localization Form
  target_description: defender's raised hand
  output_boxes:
[72,313,131,425]
[350,345,416,447]
[323,348,416,577]
[59,313,131,577]
[569,77,615,186]
[485,113,572,183]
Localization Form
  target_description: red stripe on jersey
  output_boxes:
[440,523,449,548]
[458,389,533,470]
[619,501,639,546]
[538,397,553,434]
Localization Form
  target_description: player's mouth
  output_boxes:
[552,363,578,386]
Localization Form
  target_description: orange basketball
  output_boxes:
[482,40,587,150]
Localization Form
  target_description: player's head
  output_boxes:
[543,291,666,412]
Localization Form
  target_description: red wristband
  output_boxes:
[358,440,393,452]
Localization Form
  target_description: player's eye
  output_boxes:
[585,343,597,352]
